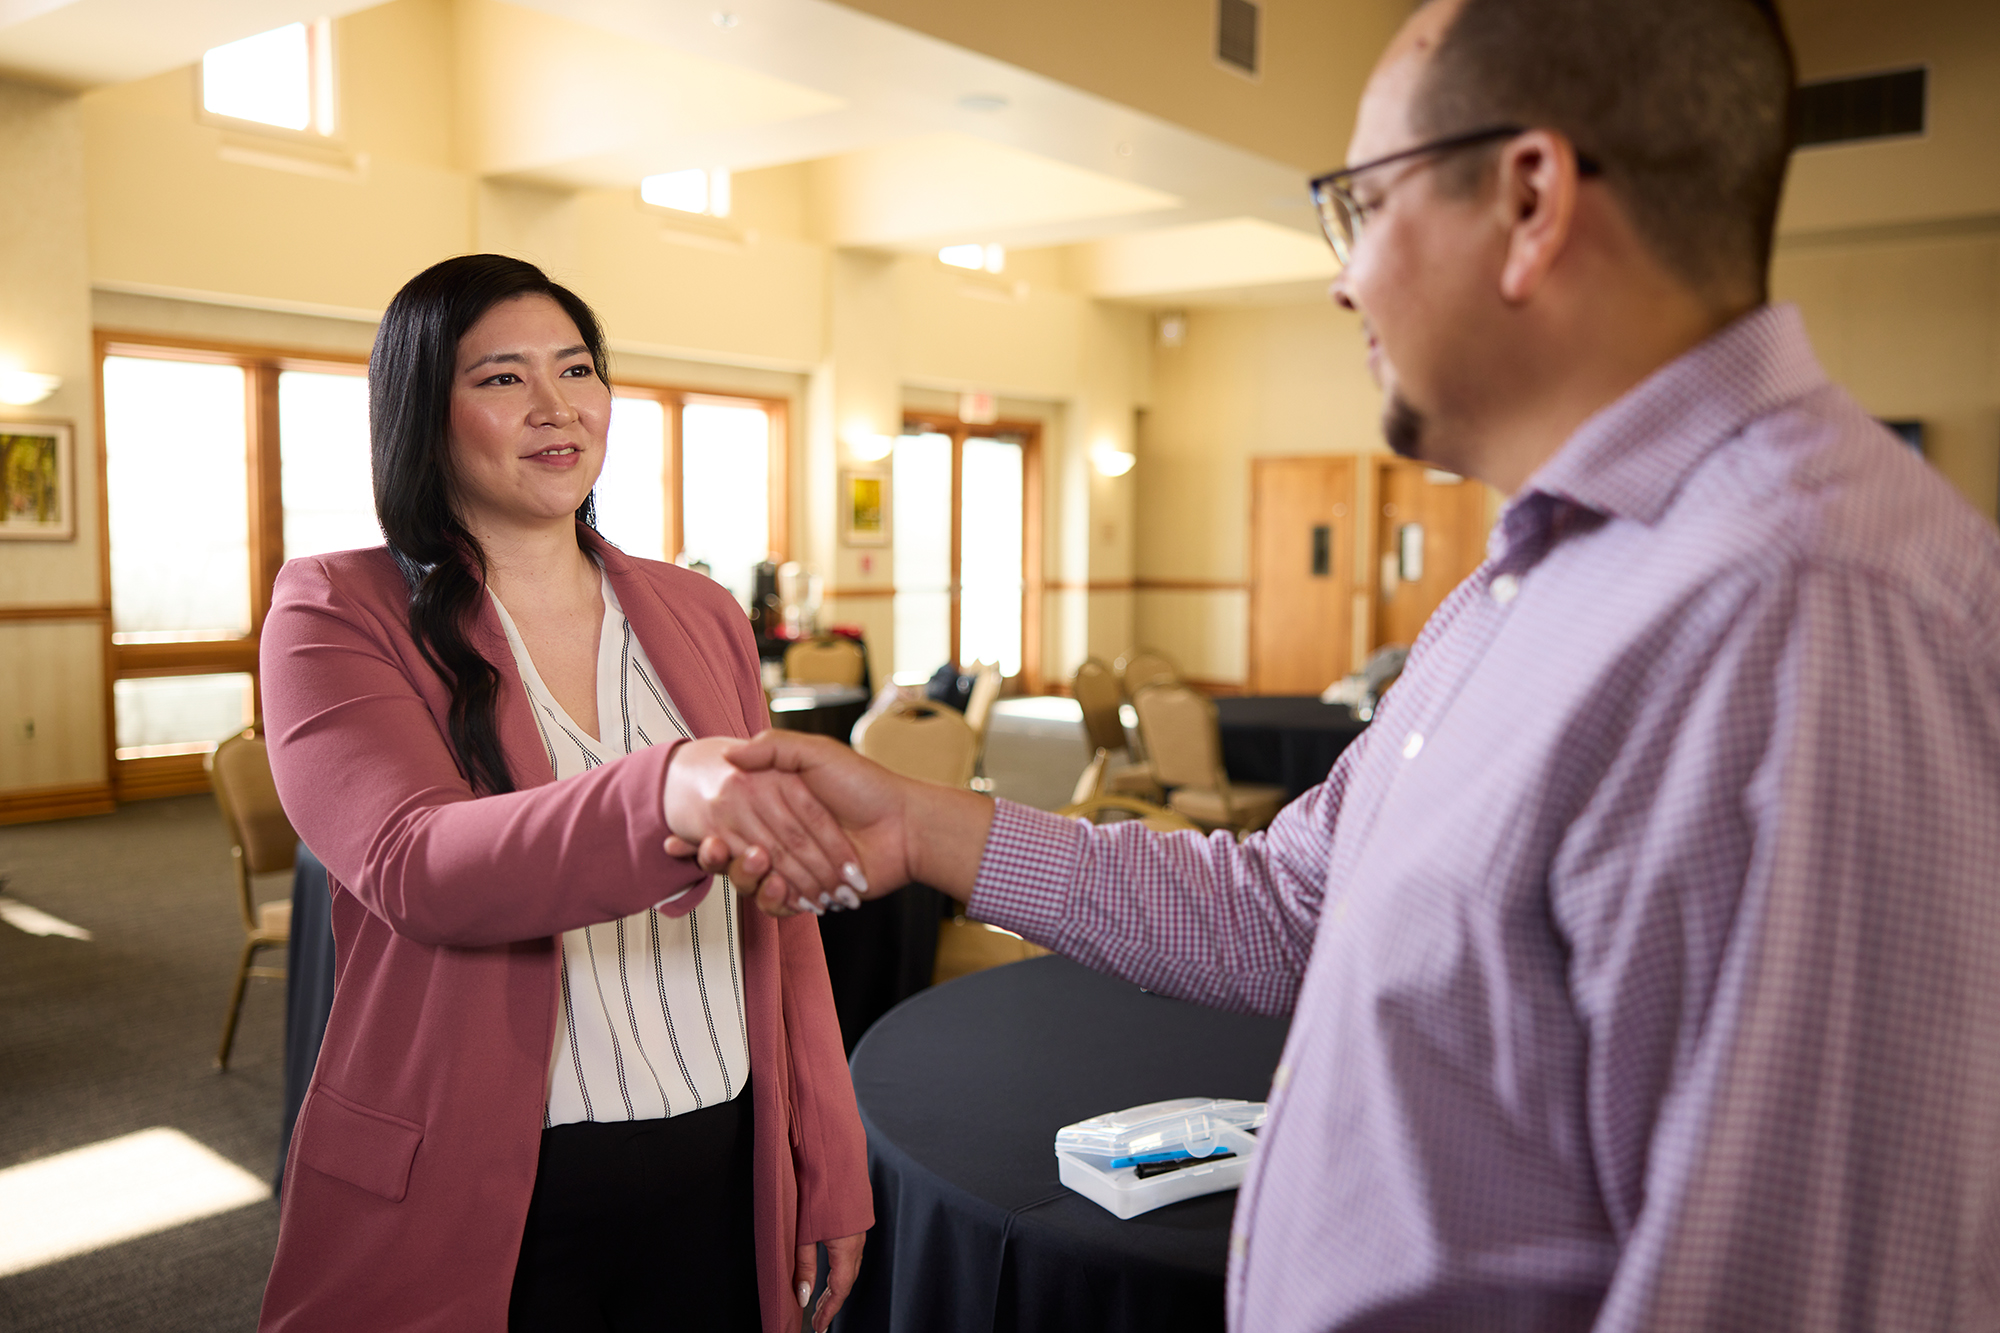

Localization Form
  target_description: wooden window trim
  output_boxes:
[96,330,368,794]
[612,381,792,567]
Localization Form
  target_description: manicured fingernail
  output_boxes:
[794,897,823,916]
[798,1281,811,1308]
[818,892,833,908]
[841,862,868,893]
[835,886,861,910]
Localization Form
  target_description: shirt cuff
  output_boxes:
[966,799,1089,948]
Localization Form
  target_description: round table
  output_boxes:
[768,683,871,742]
[836,955,1290,1333]
[1214,696,1368,801]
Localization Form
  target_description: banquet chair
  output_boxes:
[1072,657,1160,800]
[1057,792,1203,834]
[206,730,296,1071]
[784,635,866,687]
[1131,683,1287,836]
[855,700,978,789]
[962,661,1004,791]
[854,701,1020,982]
[1115,647,1180,699]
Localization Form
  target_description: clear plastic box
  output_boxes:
[1053,1098,1266,1220]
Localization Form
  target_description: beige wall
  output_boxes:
[0,76,108,799]
[1773,227,2000,520]
[1132,300,1383,685]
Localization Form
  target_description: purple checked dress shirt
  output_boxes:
[968,305,2000,1330]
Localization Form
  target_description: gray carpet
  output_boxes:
[0,794,287,1333]
[0,707,1093,1331]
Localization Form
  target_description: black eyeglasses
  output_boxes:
[1309,125,1602,264]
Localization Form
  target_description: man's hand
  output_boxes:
[661,735,863,909]
[668,731,917,916]
[667,730,995,918]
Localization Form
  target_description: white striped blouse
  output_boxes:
[489,574,750,1128]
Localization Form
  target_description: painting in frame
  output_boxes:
[842,468,890,546]
[0,418,74,541]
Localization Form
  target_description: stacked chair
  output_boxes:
[1131,683,1287,836]
[1059,749,1201,833]
[1072,657,1161,801]
[206,730,297,1071]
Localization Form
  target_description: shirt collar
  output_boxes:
[1502,303,1827,542]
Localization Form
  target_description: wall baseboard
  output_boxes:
[0,781,117,826]
[113,754,211,804]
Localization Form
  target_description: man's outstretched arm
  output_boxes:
[685,730,1334,1017]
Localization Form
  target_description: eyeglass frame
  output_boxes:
[1309,124,1603,265]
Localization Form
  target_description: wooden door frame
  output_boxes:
[898,411,1044,692]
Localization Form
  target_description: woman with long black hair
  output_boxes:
[257,253,870,1332]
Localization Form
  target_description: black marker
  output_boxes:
[1133,1151,1237,1179]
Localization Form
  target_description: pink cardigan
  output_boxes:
[256,530,871,1332]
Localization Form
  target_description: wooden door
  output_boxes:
[1371,460,1491,649]
[1249,457,1358,694]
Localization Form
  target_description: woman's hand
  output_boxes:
[666,731,921,917]
[795,1232,866,1332]
[661,735,863,908]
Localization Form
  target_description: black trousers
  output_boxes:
[508,1089,761,1332]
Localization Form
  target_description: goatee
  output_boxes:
[1384,392,1425,460]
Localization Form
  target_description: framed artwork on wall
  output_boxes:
[0,418,74,541]
[842,468,890,546]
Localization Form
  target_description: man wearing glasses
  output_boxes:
[696,0,2000,1326]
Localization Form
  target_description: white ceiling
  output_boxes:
[0,0,1337,301]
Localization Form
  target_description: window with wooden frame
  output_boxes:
[95,340,792,802]
[891,411,1041,691]
[605,384,790,610]
[97,333,374,801]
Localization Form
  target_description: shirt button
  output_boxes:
[1272,1063,1292,1092]
[1230,1232,1248,1259]
[1490,573,1520,605]
[1402,731,1425,759]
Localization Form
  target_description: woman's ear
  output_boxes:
[1494,129,1579,305]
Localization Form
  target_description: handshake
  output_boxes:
[660,730,992,918]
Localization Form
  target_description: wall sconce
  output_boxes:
[1090,441,1136,477]
[0,371,61,406]
[845,429,894,462]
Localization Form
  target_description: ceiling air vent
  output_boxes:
[1217,0,1259,78]
[1795,67,1926,147]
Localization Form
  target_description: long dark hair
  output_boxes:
[370,254,609,796]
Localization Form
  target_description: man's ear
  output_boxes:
[1494,130,1578,304]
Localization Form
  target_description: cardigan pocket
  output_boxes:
[296,1083,425,1203]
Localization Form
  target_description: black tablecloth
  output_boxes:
[1214,696,1368,801]
[836,955,1290,1333]
[279,843,336,1190]
[768,685,871,744]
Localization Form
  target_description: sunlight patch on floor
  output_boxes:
[0,894,92,941]
[0,1128,270,1277]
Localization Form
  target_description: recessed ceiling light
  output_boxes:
[958,93,1009,113]
[1114,141,1135,158]
[711,11,740,28]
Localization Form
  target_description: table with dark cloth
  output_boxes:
[834,954,1290,1333]
[279,843,336,1190]
[1214,695,1368,802]
[767,683,871,743]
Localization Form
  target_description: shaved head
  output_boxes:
[1410,0,1794,303]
